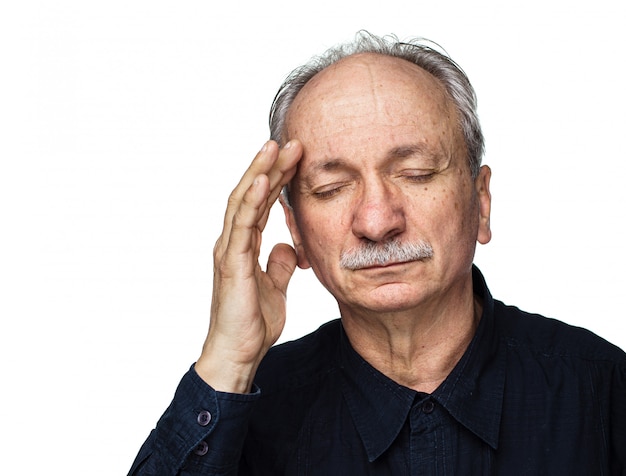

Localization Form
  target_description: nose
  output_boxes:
[351,179,406,242]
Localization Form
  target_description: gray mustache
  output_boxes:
[340,240,434,270]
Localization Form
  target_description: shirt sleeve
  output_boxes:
[128,365,260,476]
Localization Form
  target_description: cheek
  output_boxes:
[296,211,338,258]
[415,179,476,242]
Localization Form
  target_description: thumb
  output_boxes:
[266,243,298,295]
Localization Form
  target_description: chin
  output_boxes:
[347,283,430,314]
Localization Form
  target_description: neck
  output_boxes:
[340,276,481,394]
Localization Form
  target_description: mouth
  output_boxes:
[357,258,426,271]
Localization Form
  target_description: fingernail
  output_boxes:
[260,141,269,153]
[284,141,292,150]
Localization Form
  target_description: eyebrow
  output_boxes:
[386,143,437,161]
[298,158,349,189]
[388,143,450,170]
[317,159,348,172]
[310,144,431,172]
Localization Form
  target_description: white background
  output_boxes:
[1,1,625,474]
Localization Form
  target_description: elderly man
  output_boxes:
[129,32,625,475]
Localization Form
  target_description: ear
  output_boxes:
[475,165,492,245]
[280,195,311,269]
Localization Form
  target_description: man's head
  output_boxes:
[270,31,484,182]
[272,33,491,316]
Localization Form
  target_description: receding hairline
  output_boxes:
[282,52,458,144]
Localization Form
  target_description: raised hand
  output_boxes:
[195,140,303,393]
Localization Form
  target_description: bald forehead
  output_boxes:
[285,53,455,139]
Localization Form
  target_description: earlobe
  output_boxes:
[475,165,492,245]
[280,196,311,269]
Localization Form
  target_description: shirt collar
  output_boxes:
[339,328,417,462]
[338,265,505,462]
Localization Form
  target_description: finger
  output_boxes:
[265,140,303,197]
[256,141,303,232]
[221,174,271,278]
[266,243,297,296]
[216,140,302,250]
[221,141,280,243]
[220,140,301,250]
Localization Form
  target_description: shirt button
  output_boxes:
[197,410,212,426]
[422,400,435,414]
[194,440,209,456]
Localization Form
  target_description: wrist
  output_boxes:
[195,351,260,394]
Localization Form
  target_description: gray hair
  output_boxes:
[269,31,484,183]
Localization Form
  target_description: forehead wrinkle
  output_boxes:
[287,56,407,139]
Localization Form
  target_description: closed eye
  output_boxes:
[401,171,436,183]
[312,183,349,200]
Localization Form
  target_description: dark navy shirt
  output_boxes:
[129,268,626,475]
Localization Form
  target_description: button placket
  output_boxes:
[193,411,212,457]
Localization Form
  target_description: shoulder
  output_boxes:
[254,319,342,394]
[492,299,626,365]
